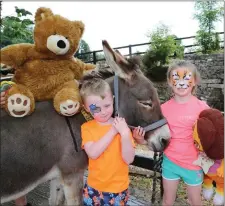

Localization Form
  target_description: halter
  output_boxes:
[113,75,167,132]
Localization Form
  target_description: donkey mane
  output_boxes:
[126,55,142,69]
[81,55,142,82]
[82,67,114,81]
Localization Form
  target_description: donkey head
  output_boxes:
[102,40,171,152]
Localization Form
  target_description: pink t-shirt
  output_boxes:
[161,96,209,170]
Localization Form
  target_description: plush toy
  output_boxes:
[193,108,224,206]
[0,81,15,109]
[0,7,95,117]
[1,81,15,93]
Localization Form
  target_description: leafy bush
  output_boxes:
[1,7,34,48]
[142,23,184,81]
[195,31,221,54]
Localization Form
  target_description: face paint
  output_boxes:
[100,95,105,100]
[171,69,194,89]
[85,92,114,123]
[89,104,101,115]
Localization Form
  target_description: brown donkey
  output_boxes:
[1,40,170,205]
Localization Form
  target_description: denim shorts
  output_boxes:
[83,183,129,206]
[162,155,203,186]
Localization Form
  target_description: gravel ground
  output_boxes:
[129,171,214,206]
[131,145,214,206]
[2,145,215,206]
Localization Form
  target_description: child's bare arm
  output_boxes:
[113,117,135,164]
[120,132,135,165]
[84,127,117,159]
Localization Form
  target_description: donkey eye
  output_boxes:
[139,100,152,108]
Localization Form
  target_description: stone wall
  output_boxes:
[97,53,224,110]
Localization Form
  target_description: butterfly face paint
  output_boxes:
[85,92,114,123]
[89,104,101,115]
[171,69,194,89]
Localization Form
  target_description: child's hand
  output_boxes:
[113,117,130,136]
[0,91,6,107]
[110,124,119,136]
[133,126,147,145]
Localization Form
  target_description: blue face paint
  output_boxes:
[89,104,101,115]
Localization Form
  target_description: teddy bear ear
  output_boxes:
[74,21,85,37]
[35,7,53,23]
[197,117,216,152]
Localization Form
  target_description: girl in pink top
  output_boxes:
[133,60,209,206]
[161,60,209,206]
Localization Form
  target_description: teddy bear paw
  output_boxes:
[202,188,214,200]
[7,94,31,117]
[59,99,80,116]
[213,193,224,205]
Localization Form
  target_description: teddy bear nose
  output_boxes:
[57,40,66,49]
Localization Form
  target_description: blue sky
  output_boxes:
[2,1,224,54]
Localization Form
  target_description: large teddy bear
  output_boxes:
[193,108,224,206]
[0,7,95,117]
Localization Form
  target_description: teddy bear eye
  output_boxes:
[65,37,68,39]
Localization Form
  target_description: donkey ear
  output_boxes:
[102,40,131,79]
[115,49,122,56]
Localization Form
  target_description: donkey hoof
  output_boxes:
[7,94,31,117]
[60,100,80,116]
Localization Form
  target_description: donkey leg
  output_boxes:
[49,178,65,206]
[62,170,84,206]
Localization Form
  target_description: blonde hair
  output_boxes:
[80,78,112,102]
[167,60,201,94]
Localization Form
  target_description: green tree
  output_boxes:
[75,39,92,62]
[1,7,34,48]
[78,39,90,54]
[142,23,184,81]
[193,0,224,54]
